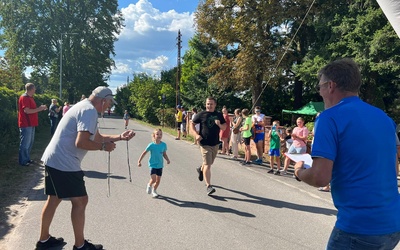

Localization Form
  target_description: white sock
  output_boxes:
[76,243,85,249]
[40,236,51,243]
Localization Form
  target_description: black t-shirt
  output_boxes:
[192,110,226,146]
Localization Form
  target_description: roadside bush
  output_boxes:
[0,87,19,151]
[156,107,176,128]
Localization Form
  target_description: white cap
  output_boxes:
[91,86,117,104]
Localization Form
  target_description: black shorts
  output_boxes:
[176,122,182,130]
[150,168,163,176]
[45,166,87,198]
[243,137,251,146]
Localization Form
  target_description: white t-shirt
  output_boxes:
[41,99,99,172]
[252,113,265,123]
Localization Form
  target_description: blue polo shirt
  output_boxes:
[312,96,400,234]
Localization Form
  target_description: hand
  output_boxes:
[195,134,203,142]
[167,159,170,165]
[294,161,304,182]
[138,162,142,167]
[41,105,47,111]
[121,130,135,141]
[104,141,116,152]
[215,119,221,126]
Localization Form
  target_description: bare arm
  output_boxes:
[76,131,116,152]
[163,152,170,165]
[137,150,148,167]
[94,130,135,143]
[24,105,47,114]
[191,121,202,142]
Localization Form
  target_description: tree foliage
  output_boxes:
[0,0,124,102]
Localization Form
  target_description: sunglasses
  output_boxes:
[315,81,330,91]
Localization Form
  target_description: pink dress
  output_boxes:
[219,114,231,139]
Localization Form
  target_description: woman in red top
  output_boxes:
[219,107,231,155]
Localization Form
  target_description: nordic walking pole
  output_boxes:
[126,138,132,182]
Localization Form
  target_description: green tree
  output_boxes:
[128,73,163,124]
[0,0,124,102]
[295,0,400,121]
[181,34,248,111]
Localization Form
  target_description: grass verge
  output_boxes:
[0,126,51,238]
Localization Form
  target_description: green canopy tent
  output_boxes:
[282,101,324,116]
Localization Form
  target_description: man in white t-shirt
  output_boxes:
[36,87,135,250]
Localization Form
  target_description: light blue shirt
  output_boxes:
[145,141,167,169]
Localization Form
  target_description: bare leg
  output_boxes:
[276,156,281,171]
[70,196,89,247]
[283,156,290,171]
[256,141,263,160]
[203,164,212,186]
[269,156,274,170]
[149,174,156,187]
[153,175,161,190]
[39,195,62,241]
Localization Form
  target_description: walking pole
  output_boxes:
[107,151,111,197]
[126,138,132,182]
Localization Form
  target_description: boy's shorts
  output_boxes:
[45,166,87,198]
[269,148,280,157]
[200,145,219,166]
[176,122,182,130]
[150,168,163,176]
[253,133,264,143]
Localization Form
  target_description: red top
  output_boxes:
[18,93,39,128]
[219,114,231,139]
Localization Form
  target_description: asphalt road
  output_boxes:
[2,116,346,250]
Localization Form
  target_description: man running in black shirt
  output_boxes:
[191,97,227,195]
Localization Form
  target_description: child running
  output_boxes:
[137,129,170,198]
[123,110,130,129]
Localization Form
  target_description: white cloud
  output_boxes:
[112,61,132,74]
[141,55,169,73]
[108,0,195,90]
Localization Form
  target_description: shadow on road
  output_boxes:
[160,196,255,217]
[213,185,337,216]
[83,170,126,180]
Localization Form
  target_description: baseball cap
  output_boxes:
[92,86,117,104]
[176,105,181,109]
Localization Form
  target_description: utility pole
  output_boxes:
[176,30,182,108]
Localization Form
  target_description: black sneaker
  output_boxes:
[35,236,64,250]
[196,166,203,181]
[207,185,216,195]
[274,170,281,175]
[73,240,103,250]
[267,169,274,174]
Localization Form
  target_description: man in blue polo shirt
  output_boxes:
[294,58,400,249]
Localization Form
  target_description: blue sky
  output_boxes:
[1,0,199,93]
[109,0,199,92]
